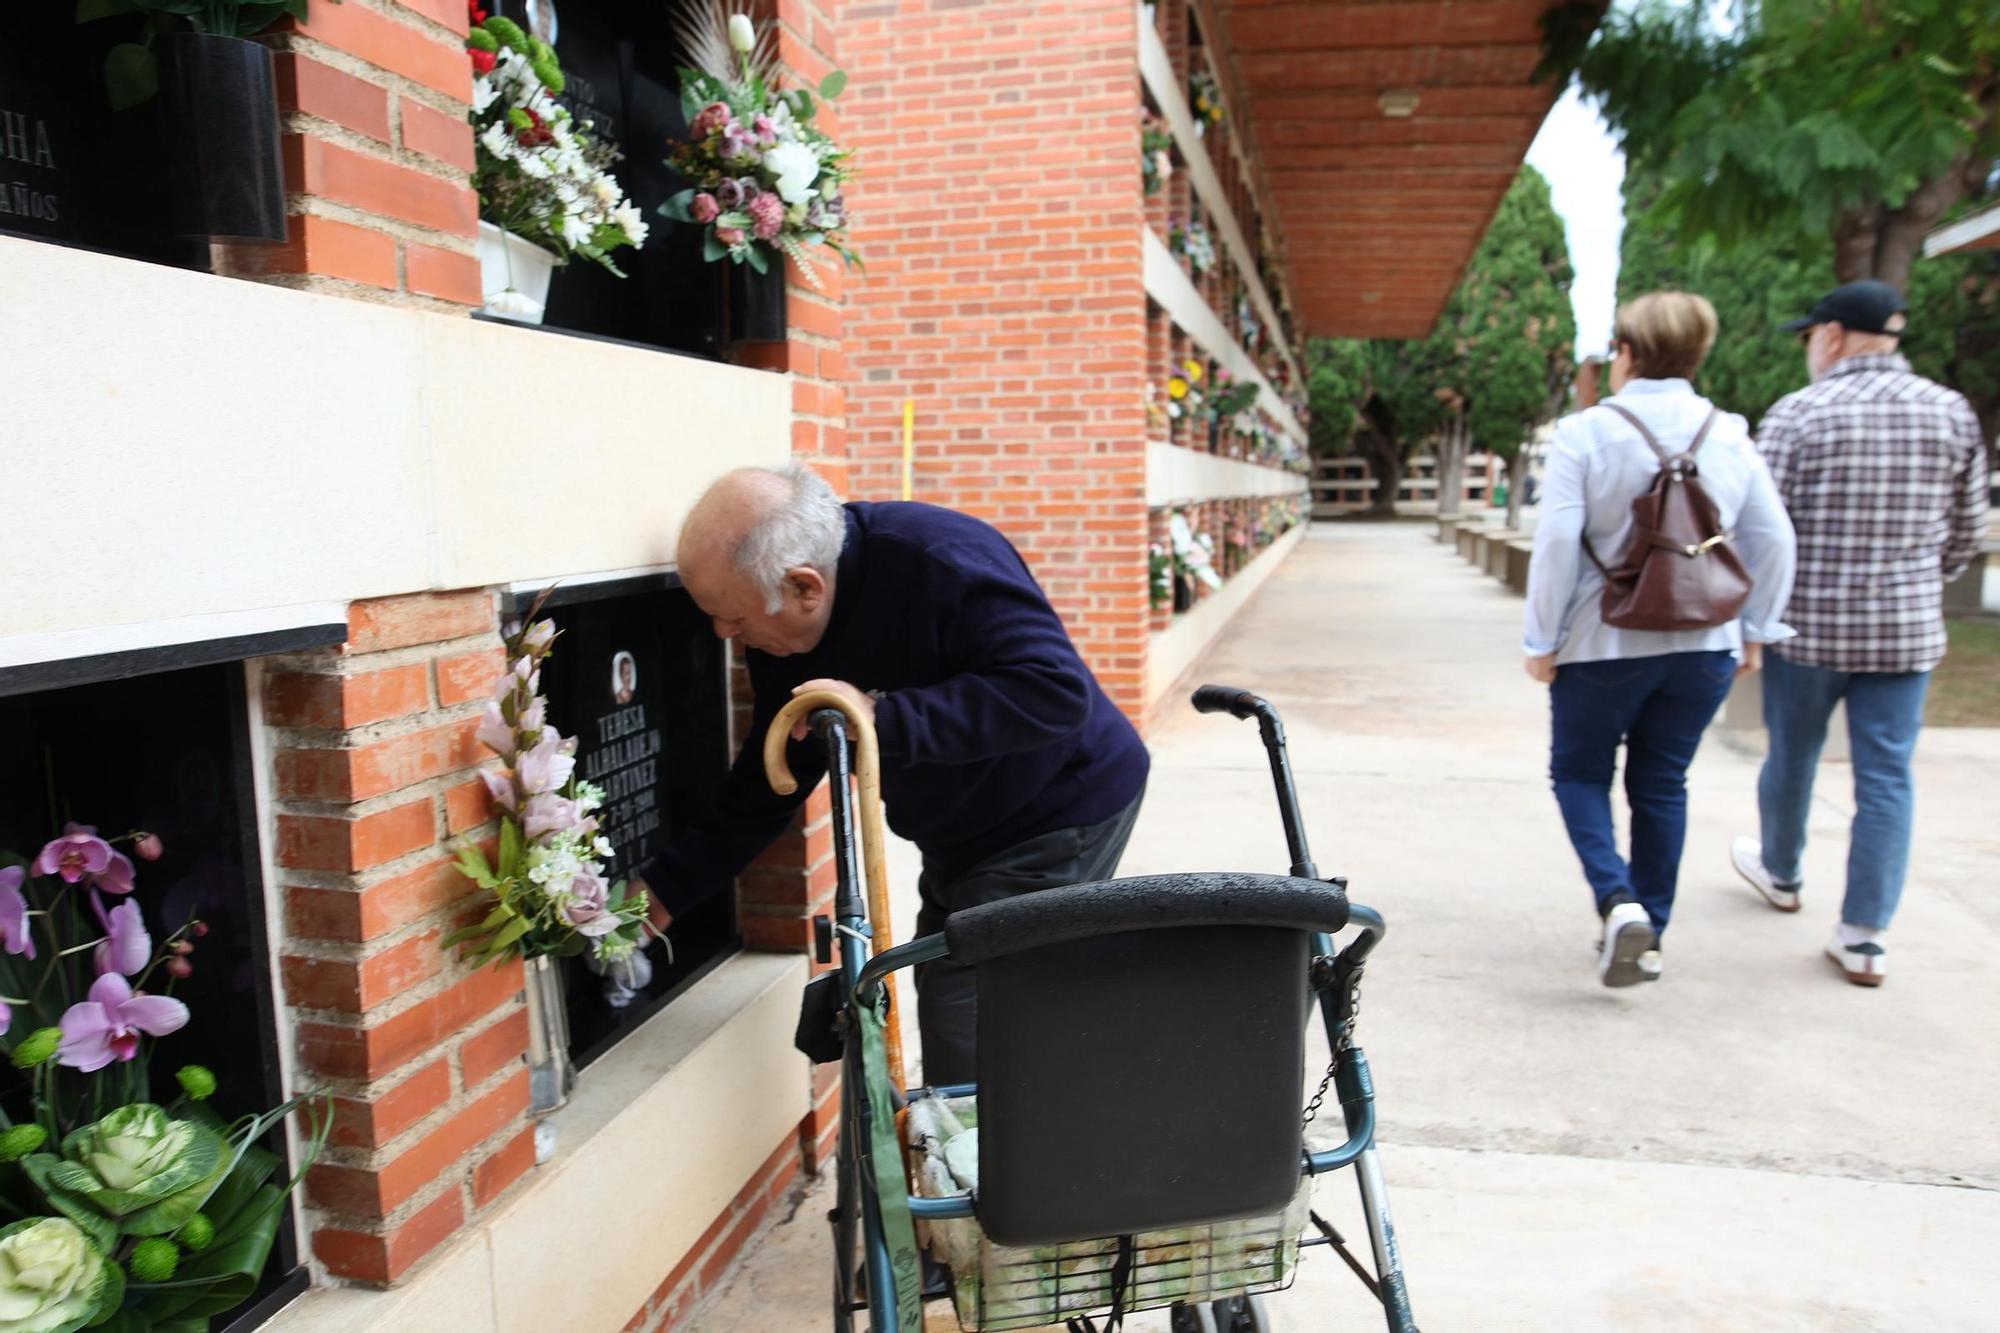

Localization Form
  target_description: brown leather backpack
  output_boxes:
[1581,403,1753,632]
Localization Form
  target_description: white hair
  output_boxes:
[732,462,845,612]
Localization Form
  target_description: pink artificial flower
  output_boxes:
[752,114,777,146]
[690,192,720,224]
[476,702,514,758]
[57,972,189,1072]
[94,900,151,978]
[34,826,113,883]
[562,872,619,937]
[0,1003,10,1035]
[747,191,785,241]
[479,768,519,813]
[133,833,164,862]
[714,178,744,208]
[690,101,733,140]
[715,226,746,247]
[0,867,34,960]
[517,731,576,796]
[522,793,583,841]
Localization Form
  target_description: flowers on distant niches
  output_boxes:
[57,974,189,1073]
[660,7,856,291]
[447,610,652,970]
[465,16,645,277]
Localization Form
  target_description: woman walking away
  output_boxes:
[1524,292,1797,988]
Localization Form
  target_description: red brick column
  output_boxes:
[268,590,531,1284]
[218,0,481,309]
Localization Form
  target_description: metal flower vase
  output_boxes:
[524,954,576,1116]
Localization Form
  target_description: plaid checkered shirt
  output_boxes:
[1756,353,1991,673]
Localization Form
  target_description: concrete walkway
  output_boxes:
[683,522,2000,1332]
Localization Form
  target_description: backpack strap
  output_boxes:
[1601,402,1720,464]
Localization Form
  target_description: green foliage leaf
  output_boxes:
[703,234,728,262]
[744,242,770,275]
[819,69,847,100]
[103,44,158,111]
[659,188,696,222]
[497,819,523,880]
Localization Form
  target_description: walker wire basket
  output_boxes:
[909,1095,1310,1330]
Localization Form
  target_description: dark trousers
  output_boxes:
[1549,651,1736,933]
[912,791,1145,1086]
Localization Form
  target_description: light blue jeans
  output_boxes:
[1758,654,1931,930]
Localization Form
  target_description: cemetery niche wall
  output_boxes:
[513,578,736,1068]
[490,0,734,357]
[0,659,307,1331]
[1,7,264,268]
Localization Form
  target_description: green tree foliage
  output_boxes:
[1309,168,1575,519]
[1572,0,2000,288]
[1620,165,2000,439]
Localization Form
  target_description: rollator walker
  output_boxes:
[775,683,1417,1333]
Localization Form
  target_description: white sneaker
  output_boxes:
[1637,949,1663,982]
[1826,930,1887,987]
[1731,837,1800,912]
[1598,902,1657,988]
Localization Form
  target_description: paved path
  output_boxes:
[683,522,2000,1331]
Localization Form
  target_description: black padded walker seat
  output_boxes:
[944,872,1349,1248]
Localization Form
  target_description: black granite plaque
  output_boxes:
[529,581,738,1066]
[0,7,208,268]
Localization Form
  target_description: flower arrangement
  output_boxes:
[1208,369,1260,422]
[448,607,654,972]
[1189,70,1225,133]
[659,6,856,292]
[465,6,646,296]
[1169,216,1216,276]
[1168,512,1223,592]
[1141,110,1174,196]
[0,827,330,1332]
[1165,359,1206,421]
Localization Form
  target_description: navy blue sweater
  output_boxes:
[644,502,1150,915]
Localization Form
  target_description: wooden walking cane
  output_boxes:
[763,689,908,1092]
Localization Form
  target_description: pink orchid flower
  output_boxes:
[94,900,152,978]
[57,973,189,1072]
[0,868,34,961]
[93,850,136,897]
[34,826,113,883]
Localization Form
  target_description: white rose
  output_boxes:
[764,141,820,204]
[728,13,757,52]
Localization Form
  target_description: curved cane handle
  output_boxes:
[762,690,905,1089]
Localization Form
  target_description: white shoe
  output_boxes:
[1598,902,1657,988]
[1826,930,1887,987]
[1637,949,1663,982]
[1731,837,1800,912]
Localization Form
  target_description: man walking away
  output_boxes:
[1732,281,1991,987]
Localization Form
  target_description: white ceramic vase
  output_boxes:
[476,220,558,324]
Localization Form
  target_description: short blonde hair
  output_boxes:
[1614,291,1719,381]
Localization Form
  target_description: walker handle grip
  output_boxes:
[1191,684,1260,720]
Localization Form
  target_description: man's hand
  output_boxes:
[630,875,672,935]
[790,678,875,740]
[1737,642,1764,678]
[1524,653,1558,685]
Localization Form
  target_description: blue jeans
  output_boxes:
[1550,651,1737,933]
[1758,655,1930,930]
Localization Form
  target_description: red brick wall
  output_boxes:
[269,590,528,1283]
[840,0,1151,718]
[220,0,481,308]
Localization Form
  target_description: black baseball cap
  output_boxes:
[1781,280,1908,335]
